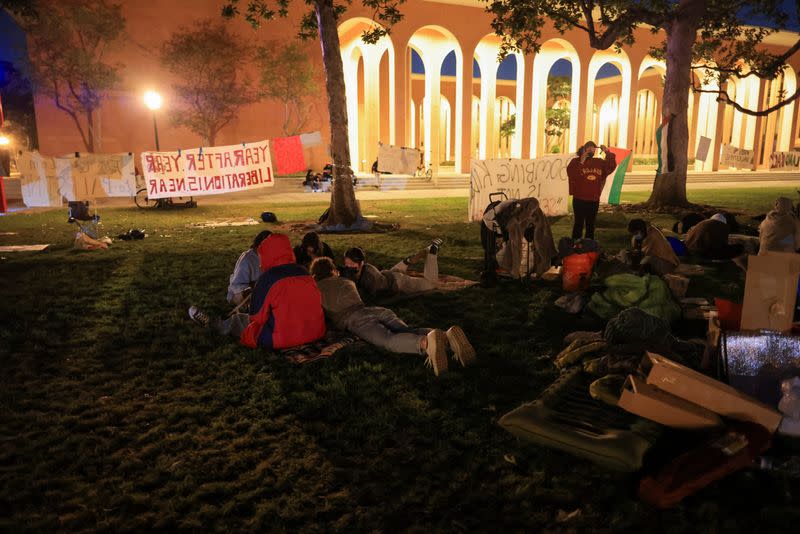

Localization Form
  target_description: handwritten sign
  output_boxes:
[769,150,800,170]
[16,151,62,207]
[720,144,755,167]
[469,154,571,221]
[378,144,421,175]
[141,140,274,199]
[55,153,136,200]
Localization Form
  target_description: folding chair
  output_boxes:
[67,201,101,239]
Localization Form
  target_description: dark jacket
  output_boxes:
[567,153,617,202]
[240,234,326,349]
[293,242,335,268]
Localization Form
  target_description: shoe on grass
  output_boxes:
[425,329,449,377]
[429,237,443,255]
[188,305,210,327]
[446,326,476,367]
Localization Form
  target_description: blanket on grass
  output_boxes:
[279,331,361,364]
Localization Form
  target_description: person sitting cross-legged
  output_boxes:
[341,240,443,300]
[190,233,326,350]
[226,230,271,306]
[310,257,475,376]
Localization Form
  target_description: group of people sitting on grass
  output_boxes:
[190,230,474,376]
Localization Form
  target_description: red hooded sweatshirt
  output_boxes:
[566,152,617,202]
[240,234,326,349]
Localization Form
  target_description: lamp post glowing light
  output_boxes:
[0,135,10,146]
[143,90,162,151]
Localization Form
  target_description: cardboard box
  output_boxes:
[642,352,784,433]
[618,375,724,429]
[741,252,800,333]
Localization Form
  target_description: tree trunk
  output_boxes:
[315,0,362,227]
[647,1,705,208]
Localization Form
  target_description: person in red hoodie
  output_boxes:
[189,233,326,349]
[566,141,616,240]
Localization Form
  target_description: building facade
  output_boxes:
[24,0,800,174]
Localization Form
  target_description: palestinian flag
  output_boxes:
[655,114,672,175]
[600,147,632,205]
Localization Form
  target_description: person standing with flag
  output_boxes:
[567,141,616,240]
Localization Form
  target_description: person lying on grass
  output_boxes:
[625,219,680,275]
[293,231,335,269]
[226,230,271,306]
[310,257,474,377]
[341,239,443,300]
[190,233,326,350]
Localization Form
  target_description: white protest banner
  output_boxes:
[769,150,800,170]
[16,151,62,207]
[469,154,571,221]
[378,144,421,175]
[721,144,755,167]
[141,140,274,199]
[299,131,323,148]
[54,153,136,200]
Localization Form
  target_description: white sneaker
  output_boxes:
[425,329,449,377]
[446,326,476,367]
[188,305,210,327]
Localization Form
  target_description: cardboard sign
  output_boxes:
[642,352,783,433]
[299,131,323,148]
[720,144,755,167]
[741,251,800,333]
[141,140,274,199]
[15,151,62,207]
[618,375,723,429]
[695,136,712,162]
[377,144,421,175]
[469,155,571,221]
[769,150,800,169]
[55,153,136,200]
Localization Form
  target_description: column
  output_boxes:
[459,48,474,173]
[393,46,408,147]
[363,53,381,170]
[790,94,800,150]
[424,63,442,173]
[624,76,639,152]
[574,59,592,150]
[479,59,497,159]
[751,77,769,170]
[711,83,728,171]
[521,53,535,159]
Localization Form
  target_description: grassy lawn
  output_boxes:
[2,188,799,531]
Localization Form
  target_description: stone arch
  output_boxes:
[339,17,396,171]
[531,38,581,157]
[407,25,464,172]
[586,49,633,148]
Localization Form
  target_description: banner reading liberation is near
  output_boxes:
[141,140,274,199]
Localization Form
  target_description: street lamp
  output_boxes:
[0,135,9,147]
[143,90,162,151]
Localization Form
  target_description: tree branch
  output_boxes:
[53,80,89,151]
[694,82,800,116]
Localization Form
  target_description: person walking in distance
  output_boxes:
[566,141,617,240]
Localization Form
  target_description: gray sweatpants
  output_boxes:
[215,313,250,338]
[386,252,439,294]
[343,306,429,354]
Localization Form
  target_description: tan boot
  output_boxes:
[446,326,476,367]
[425,329,449,376]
